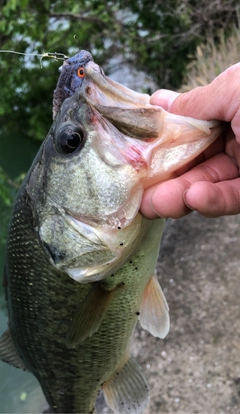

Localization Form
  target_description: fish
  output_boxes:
[0,52,224,413]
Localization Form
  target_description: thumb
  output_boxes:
[151,64,240,122]
[150,63,240,144]
[150,89,179,110]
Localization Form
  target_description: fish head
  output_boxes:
[30,91,148,283]
[29,60,224,283]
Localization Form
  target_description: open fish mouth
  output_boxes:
[56,60,225,192]
[39,57,225,284]
[81,61,222,140]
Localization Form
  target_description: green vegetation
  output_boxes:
[0,0,239,140]
[181,28,240,91]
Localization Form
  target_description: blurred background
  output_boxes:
[0,0,240,412]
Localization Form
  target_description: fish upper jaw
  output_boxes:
[84,61,150,109]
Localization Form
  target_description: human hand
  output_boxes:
[141,63,240,219]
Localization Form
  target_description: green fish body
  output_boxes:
[0,57,223,413]
[4,182,166,412]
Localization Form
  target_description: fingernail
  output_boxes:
[150,89,180,111]
[183,190,194,211]
[150,189,165,218]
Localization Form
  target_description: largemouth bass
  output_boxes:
[0,52,224,413]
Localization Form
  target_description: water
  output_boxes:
[0,132,46,413]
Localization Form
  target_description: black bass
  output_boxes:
[0,52,223,413]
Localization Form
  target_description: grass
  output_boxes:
[180,27,240,91]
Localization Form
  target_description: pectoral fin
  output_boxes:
[0,329,27,370]
[66,283,118,347]
[139,273,170,338]
[103,355,149,414]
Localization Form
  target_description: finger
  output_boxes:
[150,89,179,110]
[140,153,239,219]
[141,179,192,219]
[167,63,240,142]
[167,63,240,120]
[185,179,240,217]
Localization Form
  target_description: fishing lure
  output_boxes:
[0,50,68,63]
[52,50,93,119]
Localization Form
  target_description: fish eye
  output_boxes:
[58,127,85,154]
[77,67,85,78]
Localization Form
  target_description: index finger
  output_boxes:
[140,152,239,219]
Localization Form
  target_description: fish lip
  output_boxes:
[83,62,150,116]
[82,61,223,141]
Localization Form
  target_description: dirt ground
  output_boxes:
[97,212,240,414]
